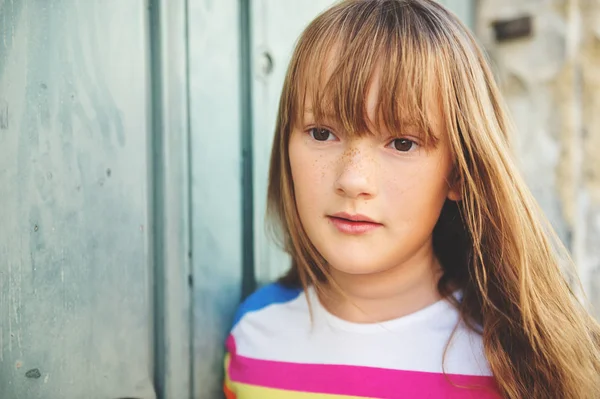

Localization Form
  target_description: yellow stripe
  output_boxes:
[224,353,235,393]
[231,380,375,399]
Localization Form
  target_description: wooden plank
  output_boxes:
[0,1,155,398]
[187,0,244,397]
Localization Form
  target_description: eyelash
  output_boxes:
[306,127,419,153]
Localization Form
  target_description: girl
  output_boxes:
[224,0,600,398]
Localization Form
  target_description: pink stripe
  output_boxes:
[226,336,501,399]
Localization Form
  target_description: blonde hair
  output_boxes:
[266,0,600,397]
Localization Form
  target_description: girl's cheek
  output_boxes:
[319,154,329,181]
[381,160,429,198]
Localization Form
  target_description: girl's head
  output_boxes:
[269,0,510,293]
[267,0,600,397]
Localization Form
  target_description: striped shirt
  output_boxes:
[224,283,501,398]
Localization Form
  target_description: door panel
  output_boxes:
[0,1,154,398]
[187,0,244,398]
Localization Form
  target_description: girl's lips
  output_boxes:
[330,212,378,224]
[328,216,382,235]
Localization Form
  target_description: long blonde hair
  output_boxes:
[266,0,600,397]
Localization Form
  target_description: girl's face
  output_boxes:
[289,74,460,278]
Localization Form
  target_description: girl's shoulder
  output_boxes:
[229,282,306,332]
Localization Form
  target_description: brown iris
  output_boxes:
[392,138,415,152]
[311,128,332,141]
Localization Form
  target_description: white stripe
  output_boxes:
[231,289,492,376]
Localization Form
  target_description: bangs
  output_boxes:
[288,0,452,146]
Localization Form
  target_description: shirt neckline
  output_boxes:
[306,286,458,334]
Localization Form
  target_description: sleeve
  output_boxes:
[221,283,301,398]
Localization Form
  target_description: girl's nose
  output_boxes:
[334,142,378,200]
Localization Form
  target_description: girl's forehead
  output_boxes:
[284,3,454,142]
[296,61,445,140]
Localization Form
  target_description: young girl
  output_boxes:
[224,0,600,397]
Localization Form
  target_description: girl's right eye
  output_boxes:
[308,127,336,142]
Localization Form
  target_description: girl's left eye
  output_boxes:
[388,138,418,152]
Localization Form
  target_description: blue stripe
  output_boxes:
[232,283,303,328]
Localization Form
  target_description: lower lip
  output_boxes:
[328,217,382,235]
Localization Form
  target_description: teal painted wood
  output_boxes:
[187,0,244,397]
[148,0,194,398]
[0,0,155,398]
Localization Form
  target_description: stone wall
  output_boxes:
[476,0,600,315]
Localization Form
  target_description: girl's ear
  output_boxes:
[447,169,463,202]
[448,185,462,202]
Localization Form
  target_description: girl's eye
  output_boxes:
[389,138,417,152]
[309,128,336,141]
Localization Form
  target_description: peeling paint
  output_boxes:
[25,368,41,379]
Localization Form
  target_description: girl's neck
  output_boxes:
[319,247,443,324]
